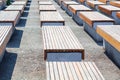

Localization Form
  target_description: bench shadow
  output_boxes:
[6,29,23,48]
[0,51,17,80]
[47,52,82,62]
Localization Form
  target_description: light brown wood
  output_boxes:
[116,12,120,18]
[0,11,20,26]
[39,1,52,5]
[98,5,120,15]
[40,11,65,26]
[62,1,79,8]
[58,0,71,5]
[79,11,114,27]
[87,1,105,8]
[68,5,91,14]
[0,24,12,56]
[47,62,105,80]
[39,5,56,12]
[110,1,120,8]
[98,0,108,3]
[42,26,84,60]
[4,5,24,14]
[97,25,120,52]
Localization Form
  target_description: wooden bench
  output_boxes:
[4,5,25,14]
[98,5,120,24]
[0,24,13,63]
[57,0,71,5]
[97,25,120,68]
[61,1,79,16]
[40,11,65,26]
[110,1,120,8]
[86,0,106,10]
[42,26,84,60]
[39,5,56,13]
[79,11,114,42]
[0,11,21,27]
[68,5,92,25]
[12,1,27,7]
[46,61,105,80]
[116,12,120,19]
[39,1,52,5]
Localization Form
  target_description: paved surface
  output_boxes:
[0,0,119,80]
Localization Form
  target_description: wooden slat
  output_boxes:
[47,62,105,80]
[68,5,91,14]
[39,1,52,5]
[116,12,120,18]
[87,1,105,8]
[96,25,120,52]
[98,0,108,3]
[12,1,27,6]
[110,1,120,8]
[39,5,56,11]
[62,1,79,8]
[58,0,71,5]
[4,5,24,14]
[40,12,65,26]
[79,11,114,27]
[42,26,84,60]
[0,11,20,26]
[98,5,120,15]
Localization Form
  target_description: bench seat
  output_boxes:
[97,25,120,68]
[98,5,120,24]
[116,12,120,19]
[39,5,56,12]
[86,1,105,10]
[0,24,13,63]
[12,1,27,7]
[79,11,114,42]
[110,1,120,8]
[0,11,21,27]
[46,62,105,80]
[61,1,79,16]
[68,5,92,25]
[58,0,71,5]
[4,5,25,14]
[39,1,52,5]
[40,11,65,26]
[42,26,84,60]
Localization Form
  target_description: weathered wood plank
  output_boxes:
[42,26,84,60]
[97,25,120,52]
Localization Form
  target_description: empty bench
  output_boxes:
[39,1,52,5]
[42,26,84,60]
[110,1,120,8]
[46,62,105,80]
[4,5,25,14]
[0,11,21,27]
[79,11,114,42]
[98,5,120,24]
[39,5,56,13]
[0,24,13,63]
[40,11,65,26]
[61,1,79,16]
[86,0,108,10]
[12,1,27,7]
[97,25,120,68]
[68,5,92,25]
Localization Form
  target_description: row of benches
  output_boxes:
[0,0,28,63]
[39,1,105,80]
[56,0,120,68]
